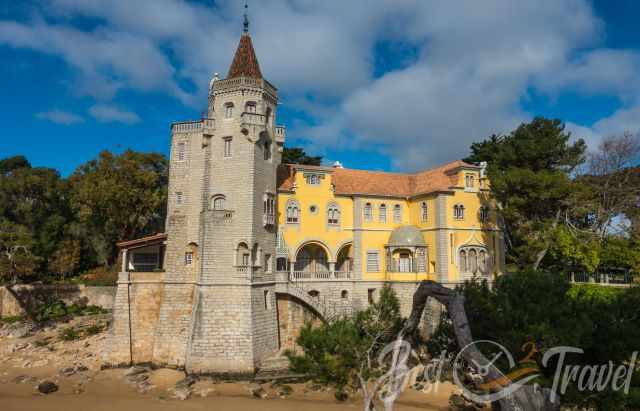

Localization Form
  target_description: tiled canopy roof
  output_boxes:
[227,33,263,79]
[277,160,478,198]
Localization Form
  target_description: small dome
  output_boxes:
[388,225,426,247]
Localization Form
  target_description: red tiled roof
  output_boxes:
[277,160,479,198]
[227,34,262,79]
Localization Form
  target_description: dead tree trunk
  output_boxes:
[404,281,559,411]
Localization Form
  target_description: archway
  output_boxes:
[294,243,329,274]
[336,243,353,274]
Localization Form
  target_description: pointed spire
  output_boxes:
[227,1,263,79]
[243,0,249,33]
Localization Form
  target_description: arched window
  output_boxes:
[379,204,387,223]
[245,101,257,113]
[421,202,428,222]
[479,206,489,222]
[286,200,300,224]
[393,204,402,223]
[454,204,465,220]
[465,174,475,189]
[479,250,487,272]
[328,203,340,225]
[211,195,226,210]
[459,250,468,272]
[469,249,478,273]
[236,242,250,266]
[224,103,234,119]
[364,203,373,221]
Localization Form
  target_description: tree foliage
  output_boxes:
[282,146,323,166]
[68,150,168,267]
[286,285,404,398]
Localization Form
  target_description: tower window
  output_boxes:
[176,192,184,205]
[421,202,428,222]
[364,203,373,222]
[454,204,465,220]
[185,252,193,266]
[465,174,475,189]
[223,137,232,158]
[176,142,186,162]
[211,195,226,210]
[379,204,387,223]
[393,204,402,223]
[224,103,234,119]
[246,102,257,113]
[264,141,271,161]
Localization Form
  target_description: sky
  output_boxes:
[0,0,639,175]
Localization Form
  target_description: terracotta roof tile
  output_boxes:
[277,160,479,198]
[117,233,167,249]
[227,34,262,79]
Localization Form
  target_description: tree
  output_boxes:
[579,132,640,239]
[282,147,323,166]
[48,239,81,278]
[0,220,39,284]
[286,285,404,403]
[0,155,30,175]
[465,118,587,270]
[68,150,168,267]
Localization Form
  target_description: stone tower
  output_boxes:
[152,14,285,374]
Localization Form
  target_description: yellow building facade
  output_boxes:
[276,160,504,285]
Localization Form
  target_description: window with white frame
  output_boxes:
[393,204,402,223]
[224,103,234,119]
[223,137,232,158]
[366,250,380,272]
[364,203,373,222]
[327,203,340,225]
[421,202,428,222]
[286,200,300,223]
[453,204,465,220]
[379,204,387,223]
[305,174,321,185]
[176,142,186,162]
[176,192,184,205]
[465,174,475,189]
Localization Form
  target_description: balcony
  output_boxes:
[263,213,275,227]
[171,118,215,134]
[280,271,352,281]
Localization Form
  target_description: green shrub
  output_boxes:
[35,298,108,323]
[58,327,80,341]
[85,322,106,336]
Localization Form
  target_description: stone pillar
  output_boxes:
[329,262,336,278]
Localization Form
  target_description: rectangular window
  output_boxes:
[176,142,186,161]
[185,252,193,266]
[264,254,272,272]
[305,174,321,185]
[366,251,380,272]
[364,203,373,222]
[242,253,250,266]
[223,137,232,158]
[176,192,184,205]
[379,205,386,223]
[465,174,475,189]
[393,205,402,223]
[132,253,159,272]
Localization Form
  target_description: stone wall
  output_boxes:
[103,272,164,367]
[0,284,116,318]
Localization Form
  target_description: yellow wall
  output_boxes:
[278,167,502,283]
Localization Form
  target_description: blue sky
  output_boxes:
[0,0,639,175]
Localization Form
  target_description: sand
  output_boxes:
[0,317,454,411]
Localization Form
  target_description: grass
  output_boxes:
[85,322,106,336]
[58,326,81,341]
[0,315,24,324]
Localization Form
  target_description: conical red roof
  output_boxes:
[227,33,263,79]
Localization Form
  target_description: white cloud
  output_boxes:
[35,109,84,125]
[89,104,140,124]
[2,0,640,168]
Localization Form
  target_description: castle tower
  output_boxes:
[153,7,286,374]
